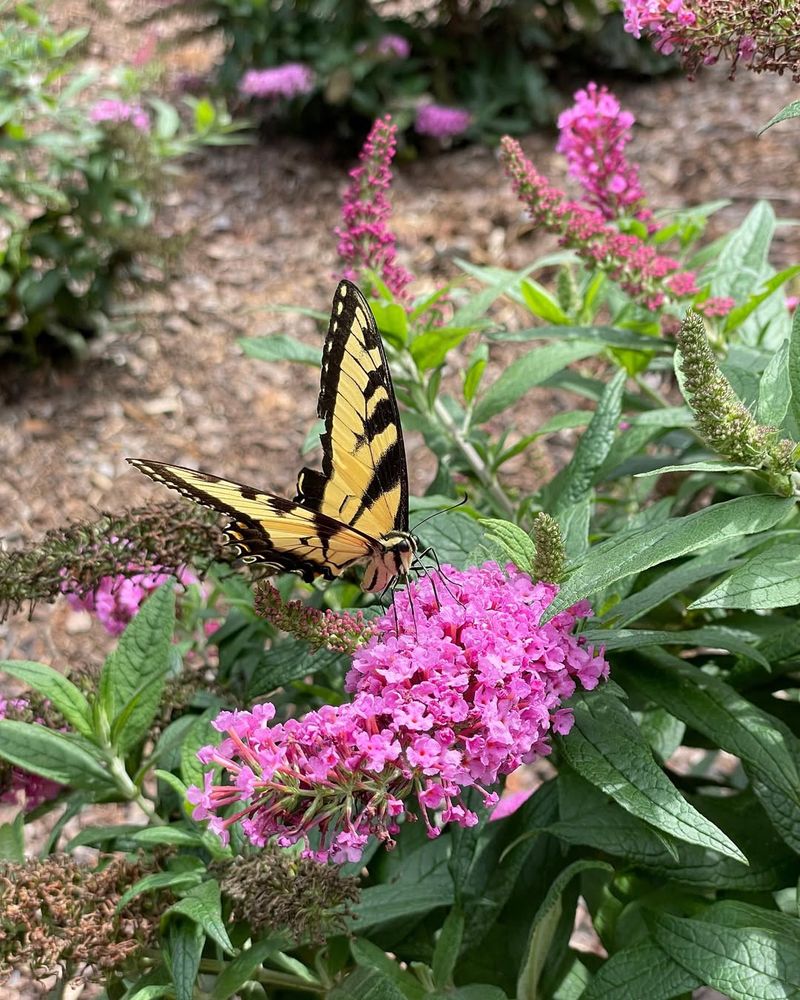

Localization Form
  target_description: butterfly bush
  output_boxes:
[0,697,62,811]
[500,136,734,314]
[239,64,315,99]
[187,563,609,863]
[64,563,197,636]
[415,104,472,140]
[622,0,800,80]
[89,99,150,132]
[336,115,412,298]
[556,83,650,222]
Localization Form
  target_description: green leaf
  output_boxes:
[520,278,569,325]
[330,968,409,1000]
[248,641,348,700]
[544,495,794,621]
[787,306,800,437]
[167,880,234,955]
[180,709,220,791]
[634,461,758,477]
[583,939,701,1000]
[651,907,800,1000]
[349,869,454,932]
[350,939,427,1000]
[479,519,535,573]
[410,508,484,570]
[239,334,320,365]
[710,201,775,304]
[131,826,206,848]
[473,341,600,424]
[100,583,176,754]
[759,99,800,134]
[559,689,746,862]
[690,542,800,610]
[463,344,488,403]
[757,339,792,427]
[582,626,767,667]
[433,907,465,989]
[0,815,24,862]
[517,860,613,1000]
[0,720,113,792]
[549,369,625,513]
[169,918,204,1000]
[193,97,216,131]
[724,266,800,333]
[210,937,286,1000]
[117,870,204,914]
[410,326,473,371]
[0,660,93,738]
[621,651,800,854]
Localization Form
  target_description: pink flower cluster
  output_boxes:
[375,34,411,59]
[64,566,197,636]
[500,136,733,315]
[187,563,609,863]
[623,0,697,53]
[336,115,412,298]
[415,104,472,140]
[89,99,150,132]
[239,63,315,99]
[557,83,650,222]
[0,697,62,812]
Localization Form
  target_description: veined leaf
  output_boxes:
[690,542,800,610]
[0,660,92,738]
[582,939,700,1000]
[757,339,791,428]
[239,333,320,366]
[0,721,113,793]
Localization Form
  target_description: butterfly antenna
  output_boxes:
[414,545,463,607]
[409,493,469,533]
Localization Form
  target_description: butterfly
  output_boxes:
[128,279,419,593]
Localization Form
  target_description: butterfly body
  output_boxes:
[128,280,418,593]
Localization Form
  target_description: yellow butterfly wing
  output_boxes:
[126,460,378,582]
[295,280,409,542]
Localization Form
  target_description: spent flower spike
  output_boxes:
[336,115,412,298]
[557,83,650,222]
[188,563,608,862]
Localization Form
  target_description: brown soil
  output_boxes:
[0,4,798,992]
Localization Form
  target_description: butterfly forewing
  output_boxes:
[126,460,377,582]
[296,280,410,540]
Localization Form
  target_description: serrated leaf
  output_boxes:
[210,937,287,1000]
[411,508,484,570]
[544,495,794,621]
[248,641,347,700]
[100,584,176,754]
[517,860,613,1000]
[330,968,409,1000]
[559,690,746,862]
[239,334,319,365]
[168,880,234,954]
[583,939,701,1000]
[690,543,800,610]
[473,341,600,424]
[757,339,792,427]
[349,869,454,932]
[479,519,535,573]
[350,939,427,1000]
[759,99,800,134]
[169,918,204,1000]
[0,720,113,792]
[549,369,625,513]
[621,651,800,854]
[651,907,800,1000]
[0,661,93,738]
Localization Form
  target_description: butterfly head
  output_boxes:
[361,530,418,593]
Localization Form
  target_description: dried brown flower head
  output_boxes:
[0,854,167,983]
[217,847,361,943]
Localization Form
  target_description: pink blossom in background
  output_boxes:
[187,562,609,862]
[132,28,159,68]
[89,99,150,132]
[336,114,412,298]
[238,63,314,99]
[64,565,197,636]
[375,34,411,59]
[415,104,472,140]
[622,0,697,53]
[785,296,799,312]
[0,697,63,811]
[556,82,650,222]
[499,136,733,315]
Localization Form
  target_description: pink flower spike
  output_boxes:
[415,104,472,140]
[239,63,314,99]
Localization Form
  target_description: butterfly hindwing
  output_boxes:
[126,459,377,582]
[296,280,409,540]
